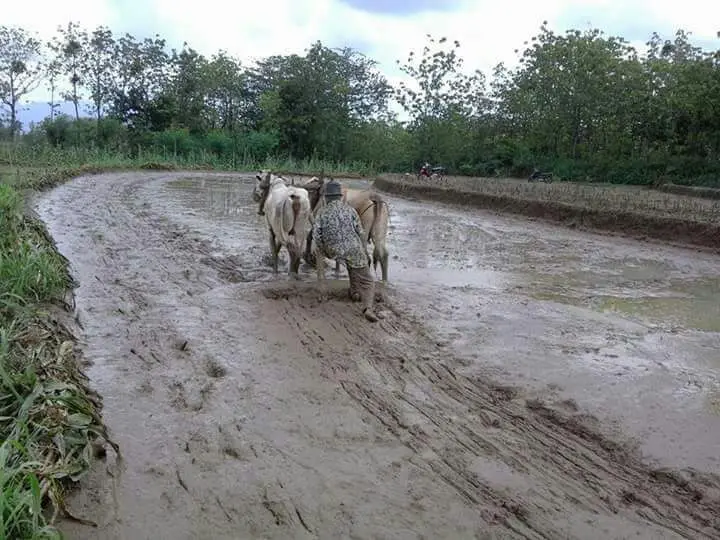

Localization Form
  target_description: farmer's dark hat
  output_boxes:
[324,179,343,199]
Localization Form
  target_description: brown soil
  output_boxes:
[34,171,720,539]
[374,175,720,252]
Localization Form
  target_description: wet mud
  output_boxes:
[374,174,720,252]
[35,172,720,539]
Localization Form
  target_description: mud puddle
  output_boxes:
[36,172,720,539]
[383,192,720,471]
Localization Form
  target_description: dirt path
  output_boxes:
[35,172,720,539]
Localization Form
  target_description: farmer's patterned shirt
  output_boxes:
[313,200,368,269]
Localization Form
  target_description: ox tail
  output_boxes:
[288,194,301,236]
[366,193,385,240]
[367,193,390,280]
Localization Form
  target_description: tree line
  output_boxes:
[1,22,719,185]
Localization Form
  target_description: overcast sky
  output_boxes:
[4,0,719,107]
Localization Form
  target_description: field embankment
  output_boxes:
[374,173,720,251]
[655,183,720,201]
[0,167,123,539]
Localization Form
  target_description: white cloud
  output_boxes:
[3,0,719,114]
[4,0,113,38]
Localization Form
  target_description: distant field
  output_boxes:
[374,173,720,251]
[384,174,720,222]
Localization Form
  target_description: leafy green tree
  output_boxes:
[396,35,486,122]
[0,25,44,138]
[166,44,209,134]
[48,21,86,120]
[395,35,487,170]
[109,33,171,132]
[205,51,249,132]
[82,25,117,125]
[252,41,392,160]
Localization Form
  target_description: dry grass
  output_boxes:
[385,174,720,223]
[376,174,720,251]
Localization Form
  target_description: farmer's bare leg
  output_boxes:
[347,265,361,302]
[348,265,384,322]
[314,244,330,302]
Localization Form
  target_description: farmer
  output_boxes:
[312,179,384,323]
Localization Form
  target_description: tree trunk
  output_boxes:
[50,82,56,121]
[9,72,17,139]
[73,78,80,120]
[10,102,17,139]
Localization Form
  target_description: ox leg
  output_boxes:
[269,229,281,274]
[334,259,342,277]
[304,230,315,267]
[373,244,389,282]
[257,187,269,216]
[288,248,301,279]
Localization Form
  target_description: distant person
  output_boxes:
[312,179,384,323]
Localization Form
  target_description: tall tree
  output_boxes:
[48,21,86,120]
[109,33,171,131]
[396,35,486,123]
[44,58,62,121]
[166,44,209,133]
[0,25,44,138]
[395,35,486,168]
[252,41,392,159]
[81,25,116,125]
[206,51,248,132]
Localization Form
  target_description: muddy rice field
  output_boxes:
[35,172,720,539]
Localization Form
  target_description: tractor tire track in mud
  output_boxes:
[36,172,720,540]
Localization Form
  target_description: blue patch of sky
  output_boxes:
[338,0,464,16]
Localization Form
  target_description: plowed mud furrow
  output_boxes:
[35,172,720,540]
[264,289,720,539]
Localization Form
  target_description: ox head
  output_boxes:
[252,170,272,202]
[301,176,325,212]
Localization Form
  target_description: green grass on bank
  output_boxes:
[0,143,375,181]
[0,177,117,540]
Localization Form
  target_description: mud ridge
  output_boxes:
[260,283,720,539]
[373,175,720,252]
[656,183,720,201]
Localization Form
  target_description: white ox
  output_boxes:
[253,172,313,277]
